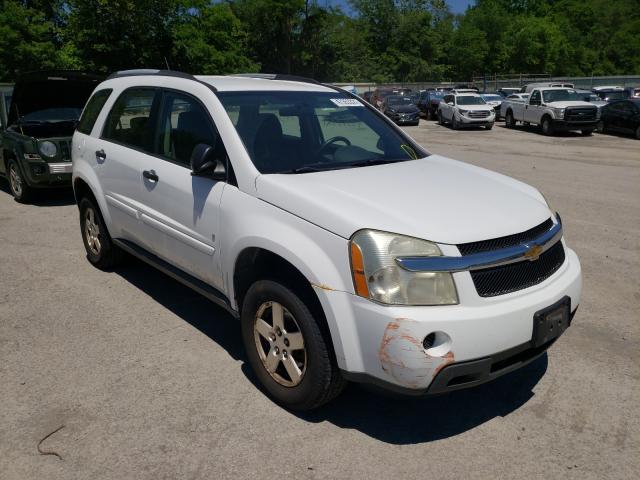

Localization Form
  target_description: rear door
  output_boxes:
[135,89,227,288]
[98,87,161,248]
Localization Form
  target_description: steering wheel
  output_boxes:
[315,136,351,158]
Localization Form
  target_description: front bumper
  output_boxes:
[389,112,420,124]
[457,113,495,127]
[551,119,598,131]
[22,159,72,187]
[318,246,581,394]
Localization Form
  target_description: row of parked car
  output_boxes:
[0,69,583,410]
[362,83,640,139]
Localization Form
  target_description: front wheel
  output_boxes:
[241,280,345,410]
[485,123,494,130]
[7,159,32,203]
[541,117,554,136]
[451,116,460,130]
[581,129,593,136]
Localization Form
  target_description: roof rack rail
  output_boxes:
[106,69,197,81]
[233,73,321,85]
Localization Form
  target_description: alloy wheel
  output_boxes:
[84,207,102,256]
[253,301,307,387]
[8,162,22,197]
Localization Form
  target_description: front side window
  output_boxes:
[530,90,541,103]
[217,91,422,174]
[102,88,158,152]
[77,89,112,135]
[156,91,219,166]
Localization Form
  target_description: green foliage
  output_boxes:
[0,0,638,82]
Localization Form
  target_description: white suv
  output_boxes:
[438,93,495,129]
[72,70,582,410]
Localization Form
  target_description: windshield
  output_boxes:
[596,91,627,101]
[20,107,81,123]
[456,96,486,105]
[481,95,502,101]
[542,89,587,103]
[217,91,420,174]
[388,96,414,105]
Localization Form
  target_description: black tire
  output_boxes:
[451,116,459,130]
[79,197,123,270]
[437,110,443,125]
[7,158,33,203]
[541,116,554,136]
[635,125,640,140]
[596,120,605,133]
[505,111,515,128]
[485,123,494,130]
[241,279,345,410]
[581,129,593,136]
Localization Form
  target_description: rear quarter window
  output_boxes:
[77,89,112,135]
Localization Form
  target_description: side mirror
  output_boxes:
[190,143,226,181]
[447,101,454,106]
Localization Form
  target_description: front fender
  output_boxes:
[219,186,360,369]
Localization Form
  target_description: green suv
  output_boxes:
[0,70,102,202]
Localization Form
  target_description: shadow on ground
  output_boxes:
[0,177,76,206]
[496,123,592,137]
[115,255,546,445]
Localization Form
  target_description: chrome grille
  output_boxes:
[467,110,491,118]
[458,218,554,255]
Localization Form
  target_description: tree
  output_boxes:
[171,2,258,74]
[0,0,59,80]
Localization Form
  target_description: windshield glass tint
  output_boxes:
[21,107,81,122]
[597,91,626,100]
[482,95,502,101]
[388,96,414,105]
[456,96,486,105]
[218,91,419,174]
[542,89,585,102]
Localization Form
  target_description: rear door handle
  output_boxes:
[95,149,106,161]
[143,170,158,182]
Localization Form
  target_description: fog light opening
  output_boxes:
[423,331,452,357]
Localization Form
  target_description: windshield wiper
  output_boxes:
[342,158,408,168]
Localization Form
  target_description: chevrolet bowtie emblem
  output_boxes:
[524,244,543,261]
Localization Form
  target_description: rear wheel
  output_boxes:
[541,117,554,136]
[241,280,345,410]
[7,159,32,203]
[635,125,640,140]
[505,111,515,128]
[79,197,123,270]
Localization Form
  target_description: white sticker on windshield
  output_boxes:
[330,98,364,107]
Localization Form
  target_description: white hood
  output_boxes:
[546,100,595,108]
[255,156,551,244]
[459,104,493,111]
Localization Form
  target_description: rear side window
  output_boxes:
[156,91,219,166]
[103,88,159,152]
[77,89,112,135]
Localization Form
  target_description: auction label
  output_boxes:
[330,98,364,107]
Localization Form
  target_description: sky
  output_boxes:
[326,0,475,15]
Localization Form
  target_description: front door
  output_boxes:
[525,90,542,123]
[136,89,227,289]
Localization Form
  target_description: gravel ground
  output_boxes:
[1,121,638,479]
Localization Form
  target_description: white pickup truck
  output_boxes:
[503,87,599,135]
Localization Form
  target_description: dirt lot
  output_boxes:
[1,122,638,479]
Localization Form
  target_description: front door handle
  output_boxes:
[143,170,158,182]
[95,149,106,162]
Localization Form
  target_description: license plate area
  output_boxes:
[532,296,571,347]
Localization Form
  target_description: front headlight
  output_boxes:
[458,109,468,115]
[350,230,458,305]
[38,141,57,158]
[553,107,565,119]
